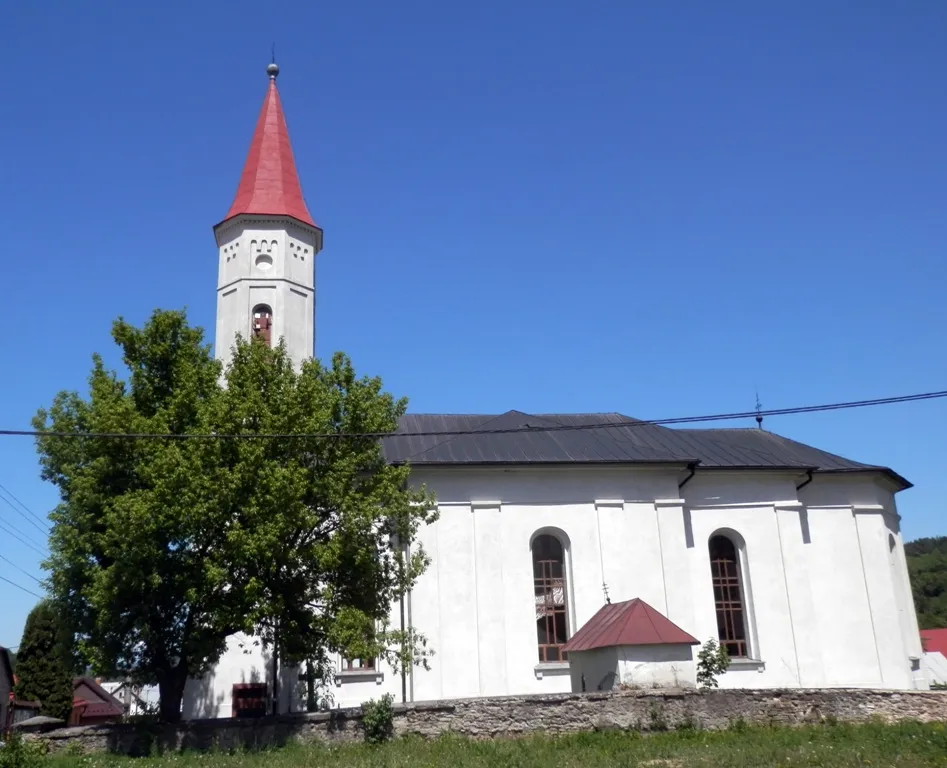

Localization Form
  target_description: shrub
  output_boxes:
[362,693,395,744]
[0,731,47,768]
[696,637,730,688]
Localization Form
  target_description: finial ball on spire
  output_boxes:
[267,62,280,79]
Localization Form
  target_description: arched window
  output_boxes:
[709,534,748,658]
[251,305,273,347]
[533,533,569,662]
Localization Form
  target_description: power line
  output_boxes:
[0,388,944,441]
[0,573,42,599]
[0,553,43,584]
[0,482,48,529]
[0,519,47,557]
[0,489,47,536]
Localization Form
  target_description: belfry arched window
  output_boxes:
[709,534,749,658]
[251,305,273,347]
[533,533,570,663]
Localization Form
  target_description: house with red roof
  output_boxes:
[920,629,947,657]
[562,599,700,691]
[920,629,947,686]
[69,678,124,726]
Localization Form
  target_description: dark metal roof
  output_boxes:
[381,411,910,489]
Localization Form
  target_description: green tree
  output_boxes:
[905,536,947,630]
[33,309,437,722]
[14,601,74,721]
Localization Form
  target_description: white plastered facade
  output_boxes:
[213,214,321,372]
[568,644,698,692]
[185,464,928,718]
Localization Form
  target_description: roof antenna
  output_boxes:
[755,390,764,430]
[602,581,611,604]
[271,43,276,64]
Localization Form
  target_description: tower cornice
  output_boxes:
[213,213,323,252]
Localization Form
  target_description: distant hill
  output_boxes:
[905,536,947,630]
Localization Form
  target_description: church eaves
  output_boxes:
[219,62,316,228]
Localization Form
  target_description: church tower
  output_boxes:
[213,62,323,371]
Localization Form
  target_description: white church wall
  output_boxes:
[401,467,684,703]
[886,519,927,688]
[774,502,826,685]
[183,633,271,719]
[805,504,886,686]
[686,500,802,688]
[193,465,925,718]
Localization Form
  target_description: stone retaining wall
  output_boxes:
[27,688,947,756]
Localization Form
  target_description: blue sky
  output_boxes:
[1,1,945,648]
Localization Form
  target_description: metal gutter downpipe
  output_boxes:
[678,462,698,490]
[796,469,814,491]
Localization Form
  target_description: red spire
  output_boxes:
[221,65,315,227]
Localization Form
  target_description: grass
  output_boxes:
[43,721,947,768]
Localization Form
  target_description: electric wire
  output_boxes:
[0,519,47,557]
[0,573,42,599]
[0,488,47,536]
[0,388,942,441]
[0,552,43,584]
[0,482,48,529]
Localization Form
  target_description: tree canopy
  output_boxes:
[14,601,74,721]
[905,536,947,630]
[34,309,437,722]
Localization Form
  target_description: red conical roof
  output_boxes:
[561,598,699,653]
[220,70,315,227]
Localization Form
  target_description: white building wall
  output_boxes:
[189,465,926,717]
[568,647,619,692]
[568,645,696,693]
[213,216,319,371]
[618,644,697,689]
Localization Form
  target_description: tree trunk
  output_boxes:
[158,665,188,723]
[271,632,279,716]
[306,660,316,712]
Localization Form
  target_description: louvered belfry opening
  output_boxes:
[252,305,273,347]
[709,534,748,657]
[533,534,569,662]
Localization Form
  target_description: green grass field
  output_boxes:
[39,721,947,768]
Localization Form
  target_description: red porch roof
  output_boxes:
[562,598,699,653]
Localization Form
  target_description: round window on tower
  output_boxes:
[255,253,273,270]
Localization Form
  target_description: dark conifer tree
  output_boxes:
[14,601,74,721]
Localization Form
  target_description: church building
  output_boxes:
[184,64,929,718]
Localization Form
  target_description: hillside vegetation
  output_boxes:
[906,536,947,630]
